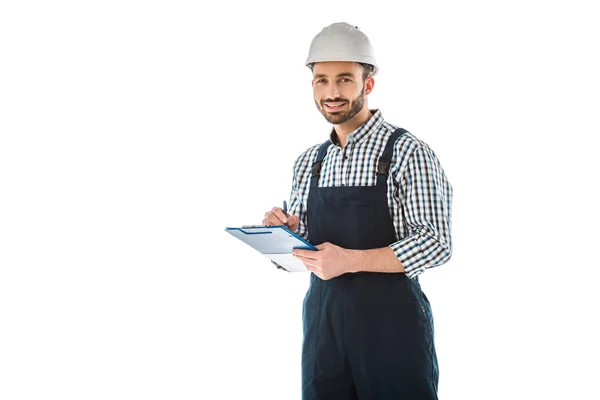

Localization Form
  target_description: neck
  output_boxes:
[333,107,373,147]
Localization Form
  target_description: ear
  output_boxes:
[364,76,375,95]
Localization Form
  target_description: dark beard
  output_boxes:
[315,84,366,125]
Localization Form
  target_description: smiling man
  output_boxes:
[313,65,370,128]
[262,22,453,400]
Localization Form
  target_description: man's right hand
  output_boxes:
[263,207,300,232]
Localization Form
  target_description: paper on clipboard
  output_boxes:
[224,225,317,272]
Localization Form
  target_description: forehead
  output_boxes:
[313,61,361,76]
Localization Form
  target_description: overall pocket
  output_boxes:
[314,204,375,249]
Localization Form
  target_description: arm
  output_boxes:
[388,145,453,278]
[287,171,308,238]
[265,150,313,270]
[293,145,453,280]
[263,149,313,231]
[287,149,314,239]
[293,245,404,280]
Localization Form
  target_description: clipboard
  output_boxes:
[225,225,317,272]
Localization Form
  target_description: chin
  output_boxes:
[326,116,348,125]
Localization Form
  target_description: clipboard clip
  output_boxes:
[239,225,272,235]
[272,261,290,272]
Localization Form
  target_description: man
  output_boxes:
[262,22,453,399]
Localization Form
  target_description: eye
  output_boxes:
[315,78,327,84]
[340,78,352,83]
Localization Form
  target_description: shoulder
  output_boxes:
[381,121,424,162]
[383,121,444,158]
[381,122,447,180]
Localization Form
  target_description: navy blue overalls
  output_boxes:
[301,128,439,399]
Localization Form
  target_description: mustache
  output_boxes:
[322,98,349,104]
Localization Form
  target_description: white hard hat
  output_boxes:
[306,22,378,75]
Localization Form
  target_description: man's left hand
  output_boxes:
[292,242,354,280]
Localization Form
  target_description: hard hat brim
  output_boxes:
[305,56,378,76]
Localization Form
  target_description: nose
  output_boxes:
[324,82,341,100]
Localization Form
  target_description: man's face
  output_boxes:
[312,62,370,125]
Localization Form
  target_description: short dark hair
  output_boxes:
[308,62,375,82]
[357,63,375,81]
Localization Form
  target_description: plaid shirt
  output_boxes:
[288,109,453,279]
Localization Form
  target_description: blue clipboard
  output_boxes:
[225,225,317,272]
[225,225,317,253]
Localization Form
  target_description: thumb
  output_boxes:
[287,214,300,228]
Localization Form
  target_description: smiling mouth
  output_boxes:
[324,102,347,111]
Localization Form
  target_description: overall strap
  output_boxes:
[376,128,408,186]
[310,140,332,188]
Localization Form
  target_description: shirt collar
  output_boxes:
[329,109,384,146]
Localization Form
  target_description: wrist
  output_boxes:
[346,249,360,273]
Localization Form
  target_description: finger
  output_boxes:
[301,259,318,270]
[293,249,319,260]
[271,207,289,224]
[263,210,284,226]
[294,254,317,263]
[304,264,318,274]
[306,265,323,279]
[287,215,299,229]
[296,256,320,271]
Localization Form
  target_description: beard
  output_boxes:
[315,85,366,125]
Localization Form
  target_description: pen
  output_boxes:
[283,200,289,221]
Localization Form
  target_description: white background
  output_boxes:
[1,1,599,399]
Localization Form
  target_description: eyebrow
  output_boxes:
[313,72,356,79]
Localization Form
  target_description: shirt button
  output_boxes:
[344,155,348,160]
